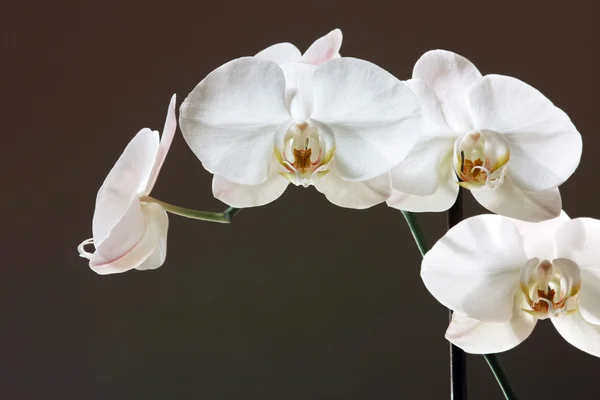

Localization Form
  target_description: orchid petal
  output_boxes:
[92,128,159,246]
[579,271,600,326]
[135,204,169,271]
[212,158,290,208]
[300,28,343,66]
[467,74,582,192]
[255,43,302,64]
[311,58,423,181]
[554,218,600,325]
[510,211,570,260]
[387,155,458,212]
[446,293,537,354]
[91,199,145,270]
[404,78,457,136]
[412,50,481,132]
[551,310,600,358]
[145,94,177,194]
[280,62,316,122]
[314,162,391,209]
[390,136,454,196]
[90,202,167,275]
[471,176,561,222]
[179,57,292,185]
[421,214,526,322]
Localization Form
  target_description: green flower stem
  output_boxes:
[484,354,517,400]
[401,210,517,400]
[401,211,428,257]
[142,196,240,224]
[448,190,467,400]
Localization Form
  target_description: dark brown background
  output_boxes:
[2,0,599,398]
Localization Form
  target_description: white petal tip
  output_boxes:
[168,94,177,114]
[330,28,343,38]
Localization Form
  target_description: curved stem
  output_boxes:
[400,211,428,257]
[448,190,467,400]
[401,209,518,400]
[224,207,241,220]
[142,196,240,224]
[484,354,517,400]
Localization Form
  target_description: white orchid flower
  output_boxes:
[421,212,600,357]
[387,50,582,222]
[77,95,176,275]
[179,30,423,209]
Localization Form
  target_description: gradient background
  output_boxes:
[2,0,599,398]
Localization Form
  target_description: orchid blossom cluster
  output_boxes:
[78,29,598,361]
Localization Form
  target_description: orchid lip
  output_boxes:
[519,258,581,320]
[275,120,335,187]
[453,130,510,190]
[78,238,95,260]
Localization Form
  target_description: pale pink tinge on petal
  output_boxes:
[81,94,178,275]
[300,29,343,66]
[145,94,177,194]
[92,128,160,246]
[134,204,169,271]
[90,202,168,275]
[412,49,482,132]
[89,198,147,273]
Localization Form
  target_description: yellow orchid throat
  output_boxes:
[453,130,510,190]
[520,258,581,319]
[274,122,335,187]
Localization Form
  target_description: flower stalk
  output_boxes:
[448,188,467,400]
[142,196,240,223]
[401,201,518,400]
[484,354,518,400]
